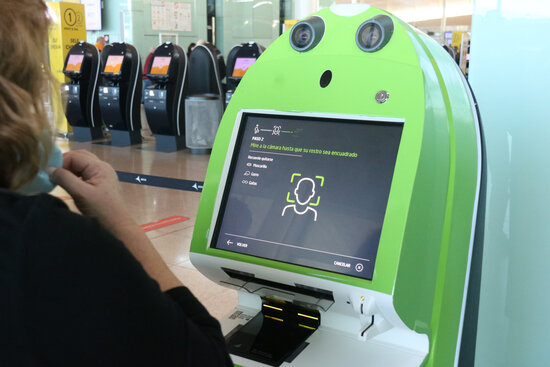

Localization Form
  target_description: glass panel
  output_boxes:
[469,0,550,365]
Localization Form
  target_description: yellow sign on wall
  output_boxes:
[451,31,466,49]
[47,2,87,133]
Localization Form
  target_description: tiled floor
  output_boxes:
[51,130,238,321]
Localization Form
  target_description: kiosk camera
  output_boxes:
[62,42,103,141]
[190,4,484,367]
[143,42,188,152]
[185,42,225,153]
[225,42,265,106]
[98,42,142,146]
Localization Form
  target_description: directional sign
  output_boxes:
[116,171,204,193]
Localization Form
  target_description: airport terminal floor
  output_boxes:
[51,111,238,320]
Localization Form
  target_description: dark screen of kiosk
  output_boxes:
[213,114,402,280]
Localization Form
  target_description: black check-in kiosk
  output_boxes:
[98,42,142,146]
[143,43,188,152]
[225,42,264,106]
[62,42,103,141]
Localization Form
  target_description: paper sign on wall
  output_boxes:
[151,1,192,32]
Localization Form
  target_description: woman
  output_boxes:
[0,1,232,365]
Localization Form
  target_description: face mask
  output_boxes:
[18,144,63,195]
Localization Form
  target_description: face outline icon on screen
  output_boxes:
[282,177,319,221]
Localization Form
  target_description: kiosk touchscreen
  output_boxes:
[65,54,84,73]
[213,114,402,282]
[98,42,142,146]
[150,56,172,75]
[62,42,103,141]
[104,55,124,74]
[143,42,188,152]
[232,58,256,77]
[191,4,484,367]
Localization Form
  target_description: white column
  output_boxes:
[293,0,318,19]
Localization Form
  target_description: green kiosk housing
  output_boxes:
[190,4,483,367]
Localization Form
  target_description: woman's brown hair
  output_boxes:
[0,0,56,190]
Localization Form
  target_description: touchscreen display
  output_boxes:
[211,113,403,280]
[150,56,171,75]
[65,54,84,73]
[232,57,256,77]
[104,55,124,74]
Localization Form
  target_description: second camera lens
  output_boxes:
[356,15,394,53]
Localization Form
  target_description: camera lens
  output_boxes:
[289,16,325,52]
[359,23,382,50]
[292,24,313,49]
[356,15,394,53]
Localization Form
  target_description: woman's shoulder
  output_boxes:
[0,190,70,229]
[0,190,113,250]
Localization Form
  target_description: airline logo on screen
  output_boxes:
[282,173,324,222]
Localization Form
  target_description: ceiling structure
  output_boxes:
[333,0,473,30]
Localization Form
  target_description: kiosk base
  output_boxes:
[221,306,427,367]
[72,126,104,142]
[154,134,185,152]
[226,302,319,367]
[110,129,142,146]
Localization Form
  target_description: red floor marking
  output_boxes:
[140,216,189,232]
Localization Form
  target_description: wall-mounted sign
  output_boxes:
[47,1,87,133]
[151,1,192,32]
[81,0,102,30]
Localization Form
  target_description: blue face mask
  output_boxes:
[18,144,63,195]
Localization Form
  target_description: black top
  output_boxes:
[0,190,232,366]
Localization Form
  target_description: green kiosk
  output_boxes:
[190,4,483,367]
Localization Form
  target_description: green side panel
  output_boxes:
[394,22,480,367]
[422,37,478,367]
[191,7,425,295]
[393,27,450,335]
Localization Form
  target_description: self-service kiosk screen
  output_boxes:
[104,55,124,74]
[150,56,171,75]
[232,57,256,77]
[211,113,403,280]
[65,54,84,73]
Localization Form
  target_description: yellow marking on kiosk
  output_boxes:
[298,313,319,321]
[263,304,283,312]
[264,315,284,322]
[298,324,316,330]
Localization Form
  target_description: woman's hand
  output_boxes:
[50,149,182,291]
[50,150,134,231]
